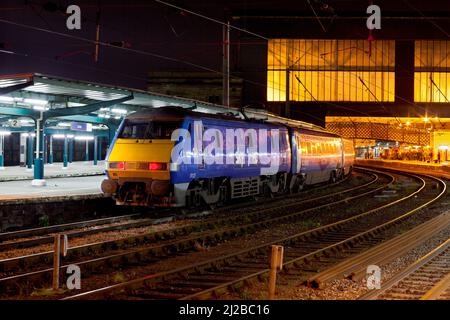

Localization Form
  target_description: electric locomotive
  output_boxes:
[101,106,354,207]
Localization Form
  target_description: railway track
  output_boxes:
[360,238,450,300]
[59,169,445,300]
[0,170,356,251]
[0,169,391,297]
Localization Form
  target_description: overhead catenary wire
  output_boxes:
[0,7,405,111]
[0,4,445,126]
[153,0,444,121]
[0,18,379,122]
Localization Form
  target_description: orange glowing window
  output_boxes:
[414,41,450,103]
[267,39,395,102]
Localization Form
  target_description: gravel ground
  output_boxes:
[0,172,372,261]
[224,225,450,300]
[1,171,394,299]
[0,219,194,260]
[25,174,413,300]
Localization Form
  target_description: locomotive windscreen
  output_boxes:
[119,120,181,139]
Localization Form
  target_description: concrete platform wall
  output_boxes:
[0,196,130,232]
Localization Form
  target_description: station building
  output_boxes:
[1,1,450,181]
[146,1,450,163]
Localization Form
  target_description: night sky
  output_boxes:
[0,0,231,90]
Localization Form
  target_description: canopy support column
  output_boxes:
[48,135,53,164]
[0,134,5,170]
[32,114,46,186]
[93,136,98,166]
[63,136,68,169]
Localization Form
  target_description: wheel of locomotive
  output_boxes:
[263,182,272,198]
[297,178,305,192]
[338,168,344,180]
[329,171,337,183]
[292,177,305,193]
[219,181,231,206]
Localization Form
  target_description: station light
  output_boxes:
[24,98,48,105]
[75,136,94,141]
[91,125,107,130]
[114,116,121,120]
[57,122,72,127]
[111,108,127,114]
[19,119,34,125]
[0,96,14,103]
[423,117,429,122]
[21,133,36,137]
[33,105,50,111]
[68,102,86,107]
[53,134,75,139]
[406,121,411,126]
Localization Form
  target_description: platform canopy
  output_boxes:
[0,73,241,127]
[0,73,322,131]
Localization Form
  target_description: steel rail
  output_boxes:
[0,213,143,242]
[0,170,386,296]
[62,170,444,300]
[359,237,450,300]
[0,171,380,273]
[0,171,355,251]
[306,211,450,287]
[180,173,446,300]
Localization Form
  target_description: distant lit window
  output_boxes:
[267,39,395,102]
[414,41,450,103]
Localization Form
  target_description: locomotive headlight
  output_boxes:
[109,162,125,170]
[148,162,167,171]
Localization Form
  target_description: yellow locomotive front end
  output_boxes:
[101,110,181,206]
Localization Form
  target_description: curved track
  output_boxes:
[0,172,356,251]
[360,238,450,300]
[60,169,446,300]
[0,169,386,297]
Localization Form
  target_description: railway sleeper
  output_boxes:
[168,280,223,289]
[132,290,185,299]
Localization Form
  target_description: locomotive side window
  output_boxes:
[119,120,181,139]
[120,123,148,139]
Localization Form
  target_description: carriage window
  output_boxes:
[301,141,307,155]
[120,123,148,139]
[316,143,322,155]
[119,120,181,139]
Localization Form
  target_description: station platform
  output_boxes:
[0,175,104,203]
[355,158,450,174]
[0,174,112,231]
[0,161,105,181]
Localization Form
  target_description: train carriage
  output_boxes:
[102,106,355,208]
[103,107,291,207]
